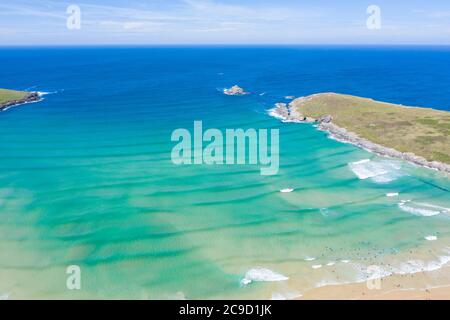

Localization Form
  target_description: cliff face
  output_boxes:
[0,92,40,111]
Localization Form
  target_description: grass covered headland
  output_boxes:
[291,93,450,165]
[0,88,40,111]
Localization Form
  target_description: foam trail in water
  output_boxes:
[398,201,450,217]
[241,267,288,286]
[304,256,316,261]
[349,159,402,183]
[395,255,450,274]
[386,192,399,197]
[267,107,303,123]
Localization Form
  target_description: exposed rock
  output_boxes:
[318,115,332,123]
[271,101,316,123]
[223,85,248,96]
[317,122,450,174]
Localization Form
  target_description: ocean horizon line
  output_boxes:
[2,43,450,49]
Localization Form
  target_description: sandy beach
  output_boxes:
[300,264,450,300]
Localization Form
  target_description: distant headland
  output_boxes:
[271,92,450,173]
[0,89,41,112]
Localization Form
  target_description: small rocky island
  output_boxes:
[223,85,248,96]
[272,93,450,173]
[0,89,40,111]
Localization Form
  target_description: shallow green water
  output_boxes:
[1,47,450,299]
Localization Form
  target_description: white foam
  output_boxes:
[271,291,302,300]
[304,256,316,261]
[267,108,287,121]
[259,92,266,96]
[38,90,59,97]
[326,261,336,266]
[398,201,450,217]
[395,255,450,274]
[267,108,303,123]
[341,260,350,263]
[386,192,399,197]
[311,251,450,293]
[352,159,371,165]
[241,267,289,286]
[280,188,294,193]
[425,235,438,241]
[0,293,9,300]
[348,159,402,183]
[312,264,322,269]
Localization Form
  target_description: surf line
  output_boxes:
[171,121,279,175]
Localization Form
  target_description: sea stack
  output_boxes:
[223,85,248,96]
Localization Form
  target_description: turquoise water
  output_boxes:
[0,46,450,299]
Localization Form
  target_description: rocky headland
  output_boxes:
[271,93,450,174]
[0,91,41,111]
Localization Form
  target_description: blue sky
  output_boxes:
[1,0,450,45]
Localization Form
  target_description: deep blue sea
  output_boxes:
[1,46,450,299]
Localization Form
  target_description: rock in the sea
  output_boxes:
[223,85,247,96]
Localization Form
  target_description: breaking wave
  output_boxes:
[241,267,289,286]
[348,159,403,183]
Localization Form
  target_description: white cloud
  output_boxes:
[1,0,450,45]
[428,11,450,18]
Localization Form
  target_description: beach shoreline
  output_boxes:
[270,93,450,175]
[298,264,450,300]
